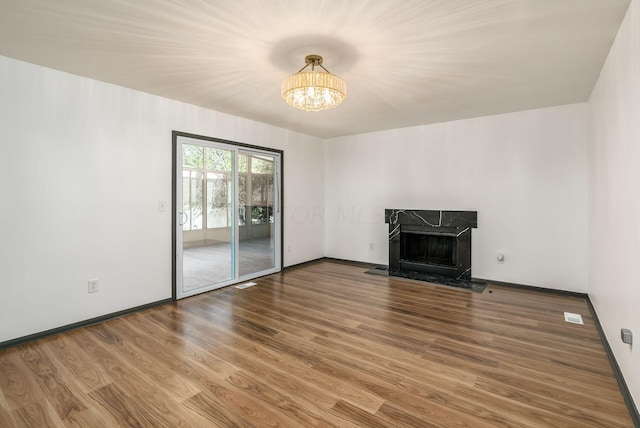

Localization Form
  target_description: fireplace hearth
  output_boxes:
[385,209,477,279]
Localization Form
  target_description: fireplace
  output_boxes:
[385,209,477,279]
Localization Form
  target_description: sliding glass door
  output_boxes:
[174,134,281,299]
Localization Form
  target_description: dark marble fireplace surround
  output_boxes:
[385,209,478,280]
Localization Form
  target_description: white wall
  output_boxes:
[0,55,324,343]
[588,0,640,407]
[325,104,589,292]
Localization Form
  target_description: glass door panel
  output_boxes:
[238,151,280,278]
[177,140,235,298]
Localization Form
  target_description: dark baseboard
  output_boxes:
[283,257,377,271]
[473,276,588,298]
[283,257,326,271]
[0,298,173,352]
[322,257,378,269]
[586,297,640,427]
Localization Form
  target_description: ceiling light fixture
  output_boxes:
[281,54,346,111]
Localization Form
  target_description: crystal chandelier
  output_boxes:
[281,54,347,111]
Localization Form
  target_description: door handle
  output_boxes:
[178,212,188,226]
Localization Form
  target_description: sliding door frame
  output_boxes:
[171,130,284,300]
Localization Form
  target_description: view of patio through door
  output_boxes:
[174,134,282,299]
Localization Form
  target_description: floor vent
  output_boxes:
[564,312,584,324]
[236,282,257,290]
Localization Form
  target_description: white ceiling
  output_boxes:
[0,0,631,138]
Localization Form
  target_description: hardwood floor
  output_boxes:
[0,260,633,427]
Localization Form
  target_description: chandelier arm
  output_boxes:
[317,64,332,73]
[296,63,311,73]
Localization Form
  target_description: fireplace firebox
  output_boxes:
[402,231,456,266]
[385,209,477,279]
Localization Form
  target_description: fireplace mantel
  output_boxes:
[385,209,478,279]
[385,209,477,230]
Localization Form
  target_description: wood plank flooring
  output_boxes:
[0,260,633,427]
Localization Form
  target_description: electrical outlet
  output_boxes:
[369,243,374,251]
[497,252,505,264]
[158,201,167,212]
[88,279,99,293]
[287,245,292,253]
[621,328,633,345]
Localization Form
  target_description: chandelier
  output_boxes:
[281,54,347,111]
